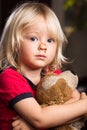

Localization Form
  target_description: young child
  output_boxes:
[0,1,87,130]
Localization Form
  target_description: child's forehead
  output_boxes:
[22,21,57,37]
[23,27,57,39]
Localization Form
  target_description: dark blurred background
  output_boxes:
[0,0,51,36]
[0,0,87,129]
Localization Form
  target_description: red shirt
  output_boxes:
[0,67,36,130]
[0,67,61,130]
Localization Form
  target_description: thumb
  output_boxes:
[80,92,86,99]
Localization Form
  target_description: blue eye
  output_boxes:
[30,37,38,42]
[47,39,54,43]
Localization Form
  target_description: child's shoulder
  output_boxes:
[0,67,18,77]
[0,67,25,82]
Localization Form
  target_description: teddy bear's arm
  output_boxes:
[65,89,80,104]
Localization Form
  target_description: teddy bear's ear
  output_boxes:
[57,70,79,89]
[41,74,59,90]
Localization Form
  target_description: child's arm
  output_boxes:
[13,92,87,129]
[12,89,81,130]
[12,89,80,130]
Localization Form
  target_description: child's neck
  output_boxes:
[21,68,42,85]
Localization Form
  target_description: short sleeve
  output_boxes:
[0,68,34,108]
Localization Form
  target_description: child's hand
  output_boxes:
[80,92,87,99]
[80,92,87,116]
[72,89,80,100]
[65,89,80,104]
[12,116,35,130]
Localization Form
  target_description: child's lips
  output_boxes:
[36,54,46,60]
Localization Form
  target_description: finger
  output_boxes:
[13,116,20,120]
[80,92,86,98]
[12,125,21,130]
[81,92,86,95]
[12,120,20,127]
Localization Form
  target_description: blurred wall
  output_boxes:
[51,0,87,79]
[66,31,87,79]
[0,0,51,35]
[51,0,65,27]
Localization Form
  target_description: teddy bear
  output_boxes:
[36,70,86,130]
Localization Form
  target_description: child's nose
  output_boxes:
[38,42,47,52]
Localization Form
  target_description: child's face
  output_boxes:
[20,15,57,70]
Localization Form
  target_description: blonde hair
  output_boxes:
[0,1,67,72]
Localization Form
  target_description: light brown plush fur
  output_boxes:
[36,71,85,130]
